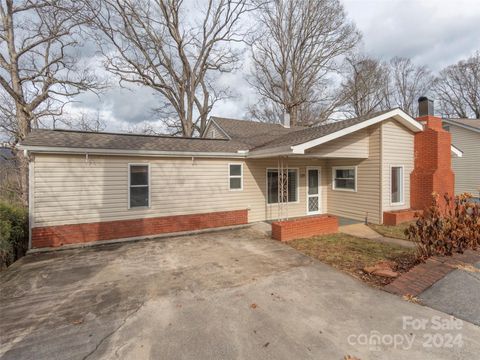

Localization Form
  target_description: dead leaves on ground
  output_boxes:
[452,263,480,273]
[403,294,421,304]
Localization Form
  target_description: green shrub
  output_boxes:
[406,193,480,259]
[0,201,28,269]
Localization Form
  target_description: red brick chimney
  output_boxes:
[410,97,454,210]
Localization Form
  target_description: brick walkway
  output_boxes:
[384,250,480,296]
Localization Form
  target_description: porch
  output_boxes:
[245,154,382,226]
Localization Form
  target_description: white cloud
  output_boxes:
[342,0,480,69]
[68,0,480,131]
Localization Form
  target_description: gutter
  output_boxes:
[16,145,248,159]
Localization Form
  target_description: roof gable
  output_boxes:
[209,117,301,148]
[443,119,480,133]
[249,108,422,156]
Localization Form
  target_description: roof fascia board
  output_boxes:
[291,109,423,154]
[442,119,480,134]
[17,145,246,158]
[450,144,463,157]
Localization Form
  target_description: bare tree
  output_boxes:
[249,0,360,126]
[388,57,433,116]
[339,55,390,117]
[89,0,252,137]
[434,52,480,119]
[121,122,164,135]
[0,0,100,203]
[248,95,338,126]
[52,110,107,132]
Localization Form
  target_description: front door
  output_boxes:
[307,167,321,215]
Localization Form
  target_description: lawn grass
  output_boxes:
[368,221,415,240]
[288,233,417,287]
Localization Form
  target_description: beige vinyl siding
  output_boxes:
[32,154,328,227]
[326,124,382,224]
[381,120,414,212]
[449,125,480,196]
[203,121,228,139]
[246,159,328,221]
[307,129,369,158]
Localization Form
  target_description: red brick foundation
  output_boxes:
[271,215,338,242]
[32,209,248,248]
[383,209,422,226]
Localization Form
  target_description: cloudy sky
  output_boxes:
[70,0,480,132]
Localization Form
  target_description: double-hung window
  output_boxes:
[267,169,298,204]
[129,164,149,208]
[391,166,404,205]
[332,167,356,191]
[229,164,243,190]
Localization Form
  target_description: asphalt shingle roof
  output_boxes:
[21,129,248,153]
[444,118,480,131]
[251,109,393,151]
[210,117,303,148]
[20,109,398,155]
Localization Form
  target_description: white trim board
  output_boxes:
[389,165,405,206]
[291,108,423,154]
[306,166,322,215]
[228,162,244,191]
[450,144,463,158]
[128,163,151,210]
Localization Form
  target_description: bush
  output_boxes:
[0,201,28,269]
[406,193,480,259]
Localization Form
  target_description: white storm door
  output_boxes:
[307,167,321,215]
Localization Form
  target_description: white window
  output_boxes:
[128,164,150,208]
[390,166,404,205]
[229,163,243,190]
[332,166,356,191]
[267,169,298,204]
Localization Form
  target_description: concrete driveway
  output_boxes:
[420,261,480,326]
[1,227,480,360]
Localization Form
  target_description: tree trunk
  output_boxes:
[16,152,29,206]
[15,107,31,206]
[289,106,298,127]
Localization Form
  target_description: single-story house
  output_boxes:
[18,98,459,248]
[442,118,480,198]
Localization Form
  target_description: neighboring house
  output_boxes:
[443,119,480,198]
[18,99,458,249]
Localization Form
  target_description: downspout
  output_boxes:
[379,124,384,225]
[26,150,34,250]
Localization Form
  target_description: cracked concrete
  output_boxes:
[1,227,480,359]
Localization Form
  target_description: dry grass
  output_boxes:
[288,233,417,287]
[368,222,415,240]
